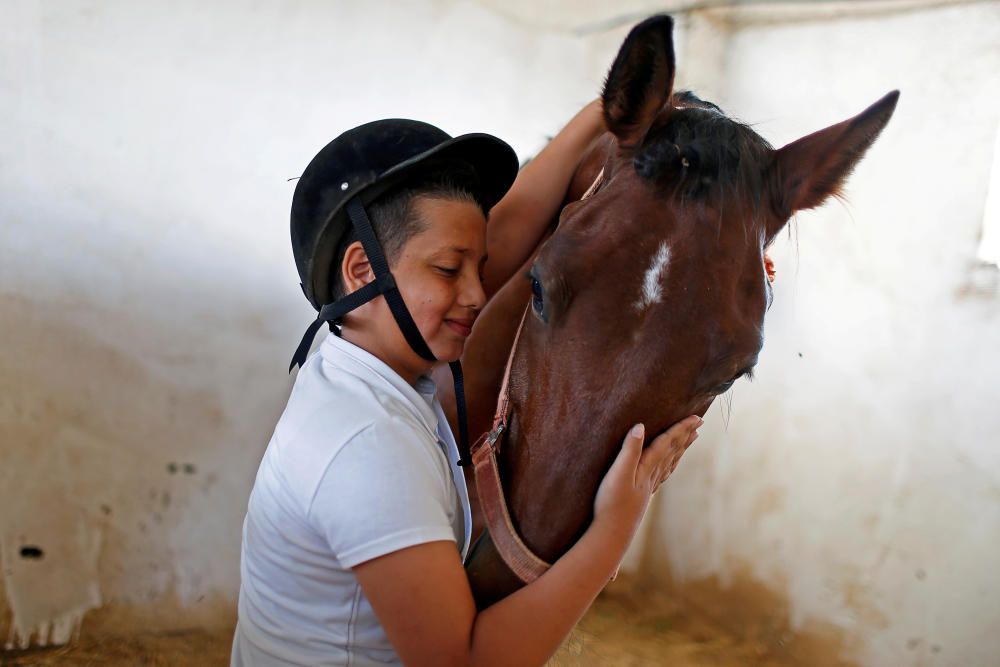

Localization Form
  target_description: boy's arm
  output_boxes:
[353,418,702,667]
[482,100,605,298]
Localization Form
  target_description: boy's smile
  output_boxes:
[341,196,487,385]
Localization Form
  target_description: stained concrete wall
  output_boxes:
[646,3,1000,667]
[2,0,997,665]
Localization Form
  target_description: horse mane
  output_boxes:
[634,90,773,212]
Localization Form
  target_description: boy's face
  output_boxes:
[371,196,487,377]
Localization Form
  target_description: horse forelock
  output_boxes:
[633,92,773,222]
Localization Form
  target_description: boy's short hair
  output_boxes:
[330,159,487,300]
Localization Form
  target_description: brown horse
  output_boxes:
[434,15,898,608]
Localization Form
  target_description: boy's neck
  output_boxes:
[340,326,425,387]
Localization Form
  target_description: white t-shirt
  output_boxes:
[232,332,472,666]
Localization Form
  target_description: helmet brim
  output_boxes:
[373,132,518,212]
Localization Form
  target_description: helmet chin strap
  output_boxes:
[289,196,473,466]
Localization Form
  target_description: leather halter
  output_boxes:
[469,168,606,584]
[470,305,552,582]
[580,167,604,199]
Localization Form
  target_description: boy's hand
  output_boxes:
[592,416,703,550]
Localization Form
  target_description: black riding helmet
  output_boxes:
[289,118,519,465]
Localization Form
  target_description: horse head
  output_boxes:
[463,15,898,607]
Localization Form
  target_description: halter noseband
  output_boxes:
[469,305,552,582]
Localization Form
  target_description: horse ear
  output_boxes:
[768,90,900,236]
[602,15,676,149]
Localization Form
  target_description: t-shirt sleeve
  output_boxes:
[307,418,457,568]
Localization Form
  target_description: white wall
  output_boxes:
[0,0,618,648]
[3,1,997,664]
[647,3,1000,666]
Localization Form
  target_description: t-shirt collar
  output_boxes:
[319,332,439,434]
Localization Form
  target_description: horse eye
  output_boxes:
[710,367,755,395]
[711,379,736,395]
[530,277,544,315]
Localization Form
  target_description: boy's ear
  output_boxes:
[341,240,374,293]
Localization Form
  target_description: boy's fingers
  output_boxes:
[645,416,701,455]
[613,423,645,473]
[685,430,699,449]
[639,417,701,479]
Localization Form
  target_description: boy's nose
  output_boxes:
[460,275,487,311]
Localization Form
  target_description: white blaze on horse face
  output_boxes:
[635,242,671,312]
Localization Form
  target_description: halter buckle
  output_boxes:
[486,422,505,448]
